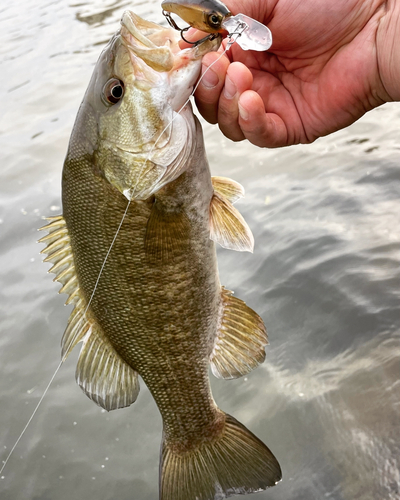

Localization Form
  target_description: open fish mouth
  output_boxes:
[109,11,221,201]
[120,10,221,73]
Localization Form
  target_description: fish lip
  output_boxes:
[120,10,179,49]
[120,10,221,69]
[113,11,221,202]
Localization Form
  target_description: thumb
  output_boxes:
[238,90,290,148]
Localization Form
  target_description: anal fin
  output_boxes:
[211,287,268,379]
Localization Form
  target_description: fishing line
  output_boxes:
[0,207,133,479]
[0,359,63,477]
[130,24,246,197]
[85,29,244,307]
[0,23,245,480]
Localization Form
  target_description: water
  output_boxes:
[0,1,399,499]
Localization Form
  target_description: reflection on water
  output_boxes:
[74,0,131,25]
[0,1,399,499]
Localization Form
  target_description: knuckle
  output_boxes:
[219,122,245,142]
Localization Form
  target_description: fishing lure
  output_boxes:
[162,0,231,33]
[162,0,273,51]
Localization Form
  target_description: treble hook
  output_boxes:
[181,30,219,46]
[162,9,182,31]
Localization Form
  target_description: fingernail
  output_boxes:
[201,65,219,88]
[223,74,237,99]
[238,102,249,120]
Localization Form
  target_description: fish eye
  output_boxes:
[208,12,221,28]
[103,78,125,105]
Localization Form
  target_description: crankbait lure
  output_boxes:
[161,0,272,51]
[162,0,231,33]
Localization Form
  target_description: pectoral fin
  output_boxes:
[145,201,190,265]
[39,215,139,411]
[210,287,268,379]
[211,176,245,203]
[209,193,254,252]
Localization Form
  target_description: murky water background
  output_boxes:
[1,1,399,499]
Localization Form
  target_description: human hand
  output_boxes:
[189,0,399,147]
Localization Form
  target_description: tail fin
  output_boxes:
[160,413,281,500]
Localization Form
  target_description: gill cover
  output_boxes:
[76,10,220,201]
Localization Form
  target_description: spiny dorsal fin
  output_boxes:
[209,193,254,252]
[211,176,245,204]
[144,201,191,265]
[39,216,90,352]
[210,287,268,379]
[39,215,140,411]
[39,216,78,298]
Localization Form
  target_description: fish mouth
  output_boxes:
[112,11,221,201]
[120,10,221,73]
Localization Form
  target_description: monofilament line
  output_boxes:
[0,24,244,480]
[79,198,132,324]
[0,359,63,477]
[90,31,243,300]
[130,32,243,196]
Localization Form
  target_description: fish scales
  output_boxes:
[64,119,221,443]
[40,9,281,500]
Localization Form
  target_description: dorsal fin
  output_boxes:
[209,193,254,252]
[210,287,268,379]
[39,216,140,411]
[39,216,77,297]
[211,176,245,204]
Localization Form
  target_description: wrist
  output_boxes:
[376,0,400,101]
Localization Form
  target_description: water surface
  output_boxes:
[0,1,399,499]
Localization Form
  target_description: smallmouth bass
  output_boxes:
[39,11,281,500]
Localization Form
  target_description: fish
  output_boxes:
[38,10,281,500]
